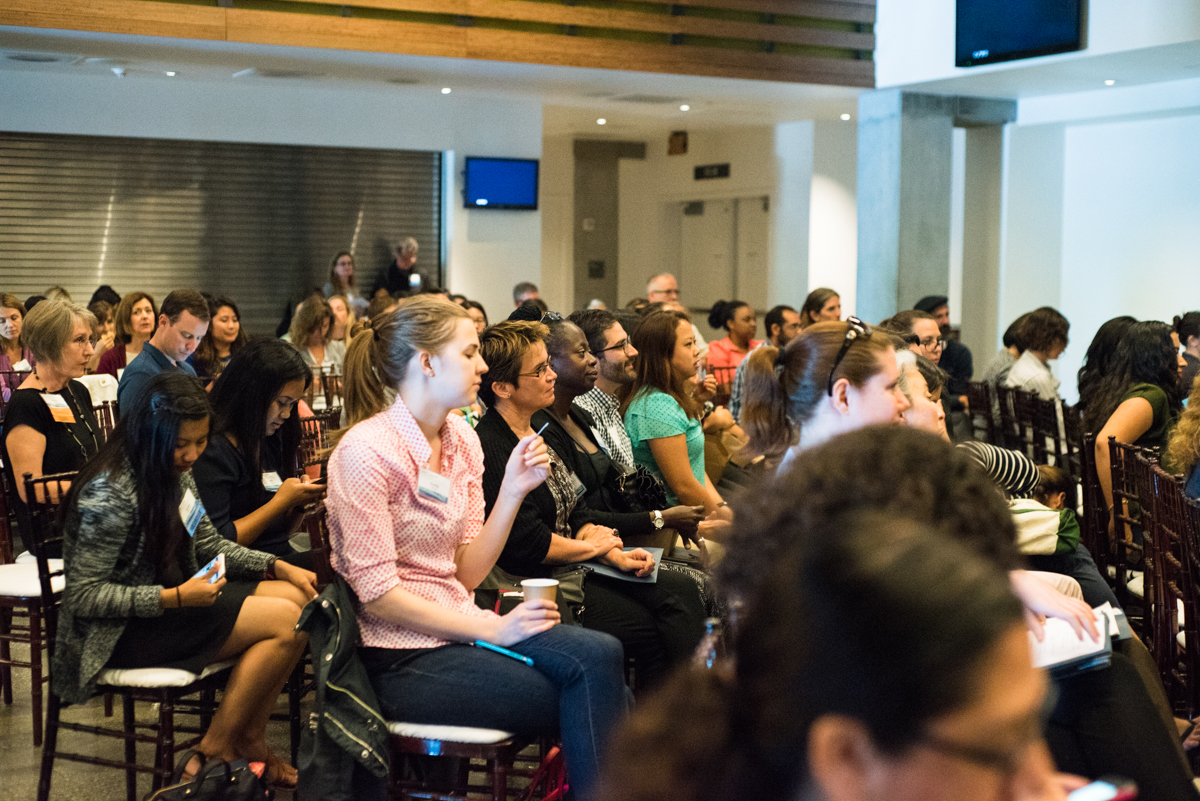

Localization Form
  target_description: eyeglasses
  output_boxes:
[541,311,564,323]
[916,684,1058,777]
[519,361,553,380]
[827,317,873,396]
[595,338,633,355]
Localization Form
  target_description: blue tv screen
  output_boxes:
[956,0,1084,67]
[464,157,539,210]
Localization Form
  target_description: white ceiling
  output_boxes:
[0,25,864,140]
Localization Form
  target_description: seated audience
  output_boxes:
[740,318,907,474]
[603,510,1063,801]
[188,295,247,385]
[1005,306,1070,401]
[1084,321,1181,515]
[56,372,313,788]
[372,236,419,297]
[727,304,801,423]
[797,286,841,328]
[88,284,122,308]
[192,339,323,567]
[881,309,944,364]
[1,299,100,509]
[324,251,367,317]
[0,293,35,400]
[365,292,400,321]
[704,299,761,405]
[326,297,626,800]
[916,295,973,441]
[513,280,540,308]
[709,426,1198,801]
[117,290,209,410]
[1174,311,1200,392]
[981,312,1031,385]
[327,294,356,348]
[476,317,705,690]
[464,299,488,335]
[96,291,158,379]
[1076,315,1137,413]
[85,300,115,374]
[896,350,949,440]
[1166,374,1200,498]
[570,308,640,474]
[621,311,731,539]
[289,295,346,376]
[44,285,71,302]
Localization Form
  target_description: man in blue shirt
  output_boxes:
[117,290,210,411]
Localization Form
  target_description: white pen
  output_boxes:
[535,421,550,437]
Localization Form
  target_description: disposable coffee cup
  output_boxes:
[520,578,559,604]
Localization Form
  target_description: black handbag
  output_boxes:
[605,462,668,514]
[146,749,275,801]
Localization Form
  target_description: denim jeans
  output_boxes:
[359,625,628,801]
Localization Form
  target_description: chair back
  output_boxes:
[298,503,335,590]
[0,470,15,564]
[312,367,343,414]
[21,471,76,649]
[0,368,32,417]
[963,381,997,444]
[1181,495,1200,717]
[1111,439,1152,625]
[94,400,119,442]
[1149,463,1193,708]
[297,409,340,474]
[1079,433,1111,579]
[993,385,1023,451]
[1128,453,1163,651]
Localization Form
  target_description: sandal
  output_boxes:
[176,749,207,784]
[264,753,298,790]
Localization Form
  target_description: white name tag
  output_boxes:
[40,393,76,424]
[417,467,451,504]
[262,471,283,492]
[11,359,30,372]
[568,471,587,500]
[179,488,206,537]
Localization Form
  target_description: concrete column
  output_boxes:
[959,126,1004,363]
[572,140,645,311]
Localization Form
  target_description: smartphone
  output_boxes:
[192,553,226,584]
[1067,778,1137,801]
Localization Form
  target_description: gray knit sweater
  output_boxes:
[53,465,274,705]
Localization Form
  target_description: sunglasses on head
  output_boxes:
[827,317,873,396]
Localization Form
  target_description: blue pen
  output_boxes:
[473,640,534,667]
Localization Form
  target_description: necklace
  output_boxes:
[32,372,100,460]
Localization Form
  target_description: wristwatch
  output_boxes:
[651,510,664,530]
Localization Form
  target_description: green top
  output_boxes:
[1122,382,1173,451]
[623,388,705,506]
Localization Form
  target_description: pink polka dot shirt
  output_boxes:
[326,396,497,649]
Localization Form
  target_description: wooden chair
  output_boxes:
[993,385,1024,452]
[302,503,540,801]
[1148,464,1195,712]
[0,368,32,417]
[1079,433,1111,582]
[708,365,737,408]
[26,471,233,801]
[1178,495,1200,718]
[297,409,340,475]
[0,470,64,745]
[1060,404,1085,510]
[94,399,119,442]
[963,381,997,444]
[1109,439,1151,634]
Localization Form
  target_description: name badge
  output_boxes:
[40,393,76,425]
[12,359,30,372]
[417,467,451,504]
[179,488,206,537]
[262,471,283,492]
[568,471,587,500]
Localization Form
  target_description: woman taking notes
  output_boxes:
[326,297,627,801]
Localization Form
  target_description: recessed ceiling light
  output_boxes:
[1104,79,1116,85]
[597,118,607,125]
[840,113,851,121]
[6,53,64,63]
[441,87,451,94]
[680,104,690,111]
[164,71,176,77]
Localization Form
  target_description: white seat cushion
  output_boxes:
[97,660,235,689]
[14,551,64,572]
[1180,631,1187,649]
[0,563,64,597]
[1127,572,1144,599]
[387,722,514,744]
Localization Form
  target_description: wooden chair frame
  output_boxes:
[1109,439,1152,636]
[963,381,997,445]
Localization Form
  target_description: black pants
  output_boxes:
[581,569,706,691]
[1026,544,1120,610]
[1048,652,1198,800]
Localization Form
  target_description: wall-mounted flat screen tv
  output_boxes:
[463,157,539,210]
[956,0,1085,67]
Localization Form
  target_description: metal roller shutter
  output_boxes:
[0,131,441,336]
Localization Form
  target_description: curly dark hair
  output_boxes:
[707,299,749,332]
[718,425,1022,604]
[1020,306,1070,353]
[1081,320,1181,436]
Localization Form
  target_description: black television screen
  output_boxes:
[463,157,539,210]
[956,0,1084,67]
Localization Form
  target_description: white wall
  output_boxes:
[876,0,1200,89]
[0,69,542,322]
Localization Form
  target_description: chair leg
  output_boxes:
[105,692,114,717]
[154,693,176,793]
[124,694,138,801]
[288,662,302,766]
[37,691,59,801]
[29,605,42,747]
[0,607,12,705]
[492,756,508,801]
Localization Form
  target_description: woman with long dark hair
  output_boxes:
[189,295,248,385]
[1075,315,1137,412]
[192,338,325,566]
[55,372,314,787]
[1085,320,1182,515]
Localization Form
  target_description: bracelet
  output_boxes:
[265,557,278,580]
[717,502,729,509]
[175,586,182,609]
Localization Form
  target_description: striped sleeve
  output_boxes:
[957,441,1039,499]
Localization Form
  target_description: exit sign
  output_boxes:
[694,163,730,180]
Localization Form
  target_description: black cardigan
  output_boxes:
[475,408,650,578]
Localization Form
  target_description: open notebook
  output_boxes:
[1029,603,1127,677]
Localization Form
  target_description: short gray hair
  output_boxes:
[397,237,419,256]
[22,298,96,364]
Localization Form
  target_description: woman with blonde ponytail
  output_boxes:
[325,296,628,801]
